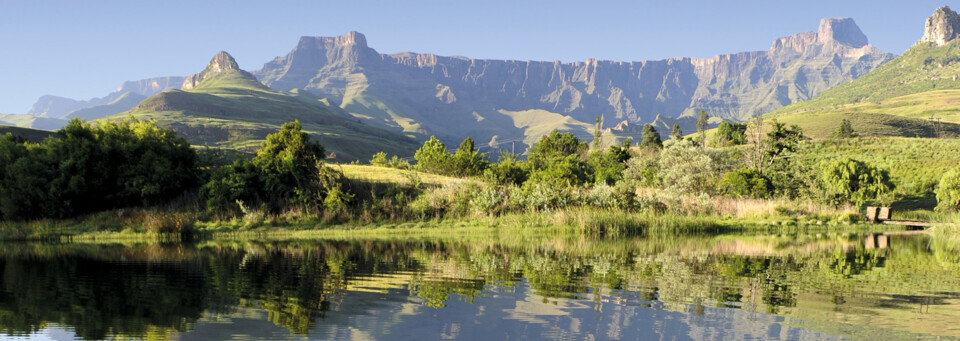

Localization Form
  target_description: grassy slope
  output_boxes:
[798,137,960,194]
[0,125,56,142]
[109,70,421,162]
[755,40,960,138]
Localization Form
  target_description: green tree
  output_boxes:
[820,158,894,205]
[526,130,590,187]
[659,139,725,195]
[483,151,528,186]
[200,157,266,216]
[670,124,683,140]
[252,120,328,210]
[936,168,960,211]
[696,110,709,147]
[450,137,488,176]
[718,168,772,198]
[640,124,663,150]
[833,118,857,139]
[714,121,747,147]
[370,152,388,167]
[414,136,451,175]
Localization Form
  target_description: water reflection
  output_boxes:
[0,231,957,340]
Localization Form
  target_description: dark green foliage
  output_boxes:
[833,118,858,139]
[936,168,960,211]
[820,158,895,205]
[483,152,528,186]
[0,119,197,220]
[640,124,663,150]
[253,120,328,210]
[763,121,805,167]
[200,157,266,216]
[719,168,772,198]
[588,144,632,185]
[714,121,747,146]
[201,121,345,216]
[526,130,590,186]
[671,124,683,140]
[450,137,488,176]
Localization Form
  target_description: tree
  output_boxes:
[483,151,528,186]
[718,168,772,198]
[936,168,960,211]
[714,121,747,147]
[370,152,388,167]
[696,110,709,147]
[833,118,857,139]
[670,124,683,140]
[526,130,590,186]
[640,124,663,150]
[820,158,894,205]
[450,137,488,176]
[414,136,451,175]
[252,120,328,210]
[658,139,725,195]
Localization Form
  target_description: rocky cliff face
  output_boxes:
[918,6,960,46]
[182,51,243,89]
[252,21,893,144]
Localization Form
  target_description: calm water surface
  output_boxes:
[0,231,958,340]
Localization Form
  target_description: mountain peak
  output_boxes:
[182,51,244,90]
[918,6,960,46]
[818,18,868,47]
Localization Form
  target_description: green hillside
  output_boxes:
[106,53,420,162]
[759,38,960,138]
[0,125,55,142]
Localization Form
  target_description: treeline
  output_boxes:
[2,116,959,230]
[0,119,196,220]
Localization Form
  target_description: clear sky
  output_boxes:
[0,0,951,114]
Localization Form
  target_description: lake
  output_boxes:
[0,230,958,340]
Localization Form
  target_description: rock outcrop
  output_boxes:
[181,51,243,89]
[253,22,892,144]
[918,6,960,46]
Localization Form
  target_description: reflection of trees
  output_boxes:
[0,257,205,340]
[2,233,960,340]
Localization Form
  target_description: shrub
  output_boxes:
[483,152,528,186]
[718,168,772,198]
[370,152,388,167]
[658,139,725,196]
[414,136,452,175]
[936,168,960,211]
[820,158,895,206]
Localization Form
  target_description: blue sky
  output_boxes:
[0,0,951,114]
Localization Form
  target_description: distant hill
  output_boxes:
[107,51,420,162]
[0,113,67,131]
[9,76,186,130]
[0,125,55,142]
[765,6,960,138]
[253,18,892,149]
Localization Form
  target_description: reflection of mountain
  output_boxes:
[0,234,956,340]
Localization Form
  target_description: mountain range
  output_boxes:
[2,16,896,151]
[763,6,960,139]
[104,51,420,161]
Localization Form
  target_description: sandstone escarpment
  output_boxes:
[918,6,960,46]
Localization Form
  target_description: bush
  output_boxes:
[370,152,388,167]
[483,152,528,186]
[658,139,725,196]
[718,168,772,198]
[820,158,895,205]
[414,136,451,175]
[936,168,960,211]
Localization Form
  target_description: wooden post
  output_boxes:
[866,207,878,223]
[878,207,891,221]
